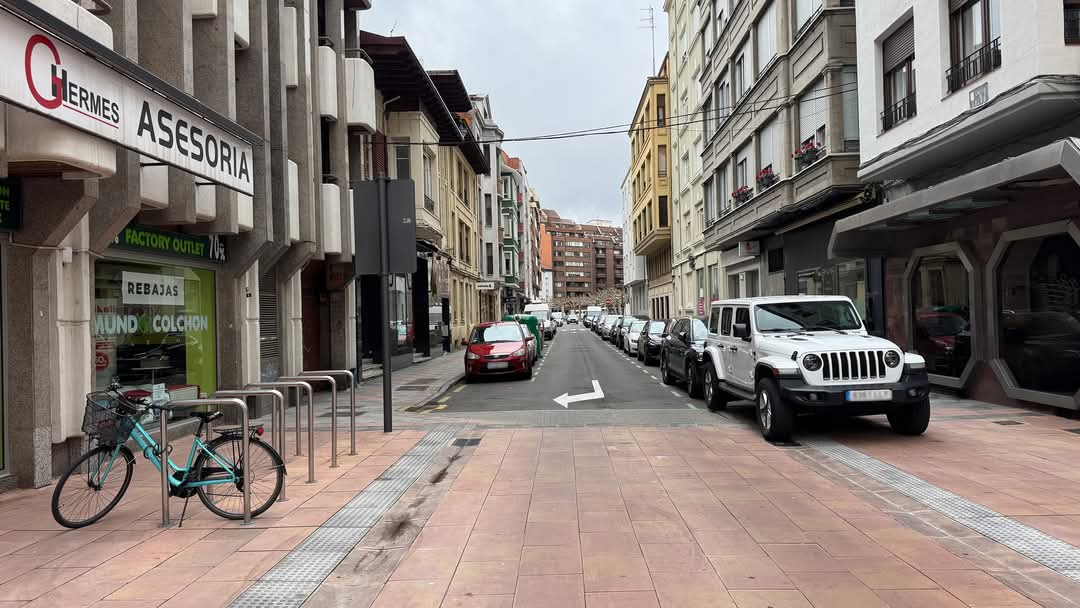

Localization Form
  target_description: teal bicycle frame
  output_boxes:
[98,414,238,490]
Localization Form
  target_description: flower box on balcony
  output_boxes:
[793,142,824,169]
[756,166,777,190]
[731,186,753,206]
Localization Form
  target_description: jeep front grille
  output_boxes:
[820,350,887,381]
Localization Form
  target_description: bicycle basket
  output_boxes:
[83,392,136,446]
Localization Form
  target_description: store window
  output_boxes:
[997,233,1080,395]
[911,254,971,379]
[94,261,217,399]
[389,274,413,354]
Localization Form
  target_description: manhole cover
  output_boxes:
[993,420,1024,426]
[452,438,481,447]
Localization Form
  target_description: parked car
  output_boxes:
[637,319,671,365]
[552,311,565,327]
[699,296,930,441]
[624,319,648,355]
[519,323,538,364]
[567,314,579,324]
[660,317,710,398]
[465,321,535,381]
[593,313,608,334]
[617,315,645,349]
[604,316,623,342]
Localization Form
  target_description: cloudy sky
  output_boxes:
[361,1,669,226]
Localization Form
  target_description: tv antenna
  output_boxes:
[639,6,656,75]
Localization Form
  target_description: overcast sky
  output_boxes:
[361,2,669,226]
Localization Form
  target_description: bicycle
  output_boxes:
[51,384,285,529]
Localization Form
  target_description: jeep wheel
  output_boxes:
[686,363,703,398]
[660,353,674,385]
[887,398,930,436]
[756,378,794,441]
[702,366,727,411]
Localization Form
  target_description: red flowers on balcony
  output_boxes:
[756,166,777,189]
[792,141,824,168]
[731,185,753,205]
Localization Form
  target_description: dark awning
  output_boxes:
[358,31,463,145]
[830,139,1080,257]
[428,70,472,112]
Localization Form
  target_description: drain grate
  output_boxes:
[229,424,468,608]
[805,439,1080,576]
[452,438,482,447]
[992,420,1024,425]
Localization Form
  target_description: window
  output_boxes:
[1068,1,1080,43]
[755,300,862,332]
[679,25,688,59]
[716,162,728,213]
[702,95,713,136]
[746,270,759,298]
[703,5,715,50]
[757,118,778,178]
[720,307,733,335]
[394,143,410,180]
[659,196,668,228]
[656,94,666,127]
[882,19,917,130]
[703,177,715,223]
[841,66,859,152]
[735,143,751,190]
[709,264,720,301]
[755,2,777,75]
[486,242,494,275]
[716,80,730,121]
[658,145,668,177]
[912,254,972,378]
[798,78,827,148]
[796,0,823,33]
[734,54,746,99]
[423,149,434,199]
[714,0,725,36]
[485,194,493,226]
[728,274,740,298]
[947,0,1002,92]
[708,307,721,333]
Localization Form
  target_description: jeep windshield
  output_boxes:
[754,300,863,332]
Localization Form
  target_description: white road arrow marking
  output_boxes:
[554,380,604,408]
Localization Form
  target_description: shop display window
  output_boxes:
[911,254,972,379]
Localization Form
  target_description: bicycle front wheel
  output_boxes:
[52,444,134,528]
[194,436,283,520]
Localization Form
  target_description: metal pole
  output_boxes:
[302,370,356,455]
[379,177,393,433]
[214,389,287,502]
[159,407,171,527]
[249,380,314,483]
[296,374,338,467]
[164,398,251,524]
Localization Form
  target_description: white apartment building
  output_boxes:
[831,0,1080,413]
[621,168,648,315]
[470,94,505,321]
[664,0,707,318]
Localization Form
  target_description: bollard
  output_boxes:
[296,374,338,468]
[301,369,356,456]
[249,380,315,483]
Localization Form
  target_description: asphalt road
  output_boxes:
[437,325,702,412]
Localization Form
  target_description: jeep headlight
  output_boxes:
[884,350,901,368]
[802,354,822,372]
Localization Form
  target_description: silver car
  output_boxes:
[624,320,648,354]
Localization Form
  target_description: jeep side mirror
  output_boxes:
[733,322,750,340]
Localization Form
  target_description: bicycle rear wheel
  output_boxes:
[193,436,283,520]
[51,445,134,528]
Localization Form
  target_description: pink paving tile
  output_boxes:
[0,567,90,601]
[924,569,1040,607]
[631,520,693,544]
[526,501,578,523]
[836,556,938,590]
[640,544,712,573]
[691,528,766,557]
[237,526,316,552]
[578,511,634,534]
[158,580,246,608]
[461,531,524,562]
[106,566,211,602]
[582,554,654,593]
[440,594,514,607]
[391,548,463,581]
[523,521,579,547]
[727,590,813,608]
[709,556,794,590]
[13,530,110,558]
[803,529,890,558]
[198,550,288,582]
[580,532,641,556]
[624,499,681,522]
[650,571,734,608]
[0,554,55,584]
[0,532,61,557]
[872,589,969,608]
[413,525,474,552]
[87,601,164,608]
[371,579,450,608]
[447,561,520,596]
[20,572,127,608]
[786,571,890,608]
[514,574,585,608]
[584,591,660,608]
[761,544,848,573]
[519,545,582,576]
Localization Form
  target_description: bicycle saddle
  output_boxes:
[189,411,224,423]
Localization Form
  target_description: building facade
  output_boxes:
[498,152,528,313]
[541,211,623,302]
[630,55,674,320]
[621,169,648,315]
[665,0,708,318]
[469,94,505,322]
[831,0,1080,413]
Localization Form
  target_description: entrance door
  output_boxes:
[441,298,451,353]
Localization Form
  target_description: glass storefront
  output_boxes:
[911,254,971,378]
[94,260,217,399]
[997,233,1080,395]
[389,273,414,355]
[797,260,868,321]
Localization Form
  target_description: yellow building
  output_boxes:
[440,141,481,348]
[629,55,673,319]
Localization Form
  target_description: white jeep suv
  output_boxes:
[700,296,930,441]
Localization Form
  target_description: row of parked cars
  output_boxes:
[588,296,933,442]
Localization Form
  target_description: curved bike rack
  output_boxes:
[301,369,357,455]
[211,388,287,502]
[249,380,316,483]
[159,397,250,527]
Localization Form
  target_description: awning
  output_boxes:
[427,70,490,175]
[830,138,1080,257]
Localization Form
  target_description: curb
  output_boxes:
[411,370,467,411]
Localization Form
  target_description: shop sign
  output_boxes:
[0,178,20,231]
[121,271,185,305]
[113,224,226,263]
[95,313,211,335]
[477,281,496,291]
[1,17,254,195]
[737,240,761,257]
[697,297,705,316]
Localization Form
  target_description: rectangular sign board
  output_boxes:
[354,179,417,276]
[0,178,21,231]
[112,224,227,263]
[0,13,254,195]
[121,271,185,305]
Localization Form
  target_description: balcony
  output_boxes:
[946,38,1001,93]
[345,51,376,131]
[500,196,516,210]
[321,183,342,254]
[424,195,436,212]
[317,46,338,119]
[633,227,671,257]
[881,94,916,132]
[503,236,519,250]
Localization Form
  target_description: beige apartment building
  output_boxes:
[697,0,873,325]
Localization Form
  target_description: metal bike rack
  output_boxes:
[159,397,251,527]
[293,374,338,467]
[211,388,287,502]
[301,369,357,455]
[249,380,316,483]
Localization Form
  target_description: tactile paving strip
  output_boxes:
[805,438,1080,575]
[230,424,468,608]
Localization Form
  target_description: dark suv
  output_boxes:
[637,319,671,365]
[660,317,709,398]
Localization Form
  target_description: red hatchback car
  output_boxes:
[465,321,535,381]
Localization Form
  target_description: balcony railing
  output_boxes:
[946,38,1001,93]
[881,94,917,132]
[424,195,436,212]
[1068,7,1080,43]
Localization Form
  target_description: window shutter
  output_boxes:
[882,19,915,73]
[767,248,784,273]
[948,0,968,12]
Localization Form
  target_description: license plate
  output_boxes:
[846,389,892,402]
[486,362,509,370]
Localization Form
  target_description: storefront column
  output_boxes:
[216,262,261,391]
[281,269,305,376]
[6,179,98,488]
[328,282,357,372]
